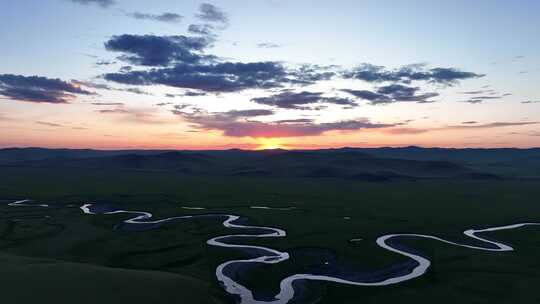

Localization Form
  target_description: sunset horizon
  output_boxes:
[2,1,539,150]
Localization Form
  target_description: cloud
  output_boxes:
[0,74,93,103]
[36,121,87,130]
[123,87,151,95]
[221,109,275,118]
[73,80,151,95]
[522,100,540,104]
[462,121,478,124]
[68,0,114,8]
[97,107,171,124]
[72,80,112,90]
[288,64,337,84]
[95,59,116,66]
[171,108,273,120]
[377,84,438,103]
[252,91,357,110]
[101,34,336,95]
[384,127,429,135]
[104,34,211,66]
[128,12,183,23]
[172,107,392,137]
[460,96,505,104]
[274,118,314,124]
[186,24,218,45]
[91,102,124,106]
[344,63,484,85]
[341,89,389,103]
[96,108,129,114]
[104,61,293,93]
[197,3,228,24]
[188,24,215,36]
[460,90,496,95]
[342,84,438,105]
[458,88,511,103]
[257,42,281,48]
[182,90,207,97]
[384,121,538,135]
[166,90,207,98]
[446,122,538,129]
[36,121,64,127]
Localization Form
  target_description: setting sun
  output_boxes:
[255,138,286,150]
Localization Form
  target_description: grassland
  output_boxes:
[1,166,540,303]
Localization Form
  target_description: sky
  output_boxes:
[1,0,539,150]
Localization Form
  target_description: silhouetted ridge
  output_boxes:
[1,147,526,180]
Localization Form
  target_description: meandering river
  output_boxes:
[6,199,539,304]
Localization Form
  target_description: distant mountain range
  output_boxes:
[3,147,539,180]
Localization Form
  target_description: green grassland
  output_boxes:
[1,166,540,303]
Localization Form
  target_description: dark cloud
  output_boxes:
[166,90,207,98]
[343,64,400,82]
[101,34,338,94]
[222,109,274,118]
[156,102,172,106]
[171,103,193,114]
[377,84,438,103]
[344,63,484,85]
[119,66,132,73]
[460,90,495,95]
[188,24,215,36]
[342,84,438,105]
[172,106,275,120]
[252,91,357,110]
[522,100,540,104]
[104,34,211,66]
[462,121,478,124]
[73,80,150,95]
[68,0,115,8]
[96,108,128,114]
[197,3,228,24]
[460,95,505,104]
[341,89,389,104]
[183,90,207,97]
[95,59,116,66]
[0,74,93,103]
[123,87,151,95]
[104,61,292,93]
[426,68,484,85]
[257,42,281,48]
[128,12,183,23]
[288,64,337,84]
[458,88,511,103]
[173,108,392,137]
